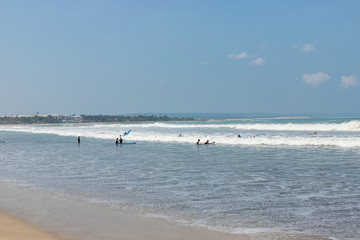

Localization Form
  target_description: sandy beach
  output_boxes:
[0,182,332,240]
[0,211,67,240]
[0,208,245,240]
[0,183,249,240]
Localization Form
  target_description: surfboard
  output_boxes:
[120,142,136,144]
[124,130,131,136]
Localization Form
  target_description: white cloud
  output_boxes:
[250,58,265,66]
[228,52,265,66]
[303,72,330,87]
[228,52,253,59]
[302,44,315,53]
[341,75,358,88]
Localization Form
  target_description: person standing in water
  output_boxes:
[115,138,119,145]
[119,135,123,143]
[196,139,200,145]
[78,136,80,144]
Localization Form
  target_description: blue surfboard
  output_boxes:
[124,130,131,136]
[120,142,136,144]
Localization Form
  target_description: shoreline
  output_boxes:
[0,211,67,240]
[0,183,249,240]
[0,182,331,240]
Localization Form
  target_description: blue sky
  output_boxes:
[1,0,359,115]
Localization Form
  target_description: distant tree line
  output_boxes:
[0,115,194,124]
[0,115,61,124]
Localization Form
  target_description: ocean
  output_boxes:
[0,117,360,239]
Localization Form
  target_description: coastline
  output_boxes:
[0,211,67,240]
[0,182,332,240]
[0,120,200,127]
[0,116,313,127]
[0,183,248,240]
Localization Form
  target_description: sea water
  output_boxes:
[0,118,360,239]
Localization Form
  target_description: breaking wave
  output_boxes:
[1,119,360,148]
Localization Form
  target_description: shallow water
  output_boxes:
[1,119,360,239]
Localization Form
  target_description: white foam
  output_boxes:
[1,121,360,148]
[231,227,280,234]
[97,120,360,132]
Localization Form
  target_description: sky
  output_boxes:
[1,0,359,115]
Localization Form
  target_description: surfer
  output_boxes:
[205,140,210,144]
[179,134,182,137]
[196,139,200,145]
[238,134,241,138]
[312,132,317,135]
[115,138,119,144]
[78,136,80,144]
[124,132,127,135]
[119,135,123,143]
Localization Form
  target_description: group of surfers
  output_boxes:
[79,130,319,145]
[115,131,129,144]
[192,131,317,145]
[77,132,127,145]
[179,134,212,144]
[196,139,211,145]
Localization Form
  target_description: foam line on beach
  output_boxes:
[0,183,249,240]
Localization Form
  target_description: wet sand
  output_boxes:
[0,182,330,240]
[0,211,66,240]
[0,183,248,240]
